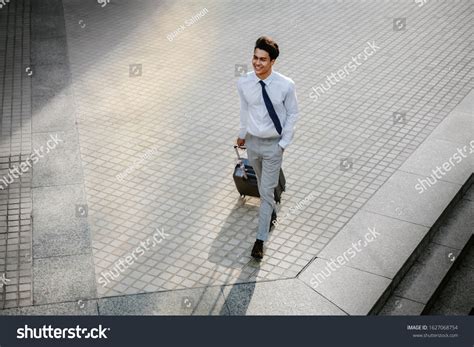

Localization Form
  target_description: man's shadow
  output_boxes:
[205,198,262,315]
[218,261,260,315]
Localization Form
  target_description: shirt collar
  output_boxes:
[254,70,275,86]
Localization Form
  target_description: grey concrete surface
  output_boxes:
[363,170,460,227]
[463,240,474,270]
[432,198,474,250]
[430,109,473,146]
[393,243,461,304]
[425,264,474,315]
[99,286,228,315]
[32,184,91,258]
[32,63,72,98]
[378,182,473,315]
[32,93,77,133]
[0,299,98,315]
[222,278,346,315]
[298,258,391,315]
[31,131,83,187]
[33,253,97,305]
[399,138,473,186]
[31,37,69,66]
[378,296,425,316]
[464,183,474,201]
[317,210,428,279]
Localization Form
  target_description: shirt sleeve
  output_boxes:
[279,81,299,149]
[237,80,248,139]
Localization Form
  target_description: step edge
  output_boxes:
[371,173,474,315]
[421,234,474,315]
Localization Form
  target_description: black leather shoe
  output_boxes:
[269,210,277,232]
[251,240,264,259]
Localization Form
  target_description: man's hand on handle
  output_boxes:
[236,138,245,147]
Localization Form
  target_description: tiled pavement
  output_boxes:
[0,0,472,313]
[0,0,33,309]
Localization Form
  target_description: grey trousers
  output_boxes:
[245,134,283,241]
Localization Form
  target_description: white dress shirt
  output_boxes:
[237,70,299,149]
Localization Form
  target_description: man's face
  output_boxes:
[252,48,274,76]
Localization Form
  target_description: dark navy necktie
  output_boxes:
[259,80,282,135]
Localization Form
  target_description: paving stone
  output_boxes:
[318,210,428,279]
[430,110,473,146]
[463,183,474,202]
[298,259,390,315]
[394,243,460,304]
[32,0,64,16]
[33,254,97,305]
[452,88,474,115]
[0,0,33,311]
[32,63,72,98]
[425,265,474,315]
[32,184,91,258]
[32,92,77,133]
[31,14,67,40]
[31,131,83,188]
[98,286,228,315]
[432,199,474,250]
[32,37,69,66]
[0,300,98,315]
[462,240,474,270]
[399,138,473,186]
[222,278,346,315]
[378,296,425,316]
[363,170,461,227]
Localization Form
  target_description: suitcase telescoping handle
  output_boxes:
[233,145,248,179]
[233,145,247,160]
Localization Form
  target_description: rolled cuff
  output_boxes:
[238,129,247,139]
[278,139,289,149]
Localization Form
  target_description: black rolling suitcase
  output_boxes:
[233,145,286,203]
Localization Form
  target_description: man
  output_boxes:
[236,36,299,259]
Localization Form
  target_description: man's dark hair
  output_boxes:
[254,36,279,61]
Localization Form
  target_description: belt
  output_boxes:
[247,134,280,141]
